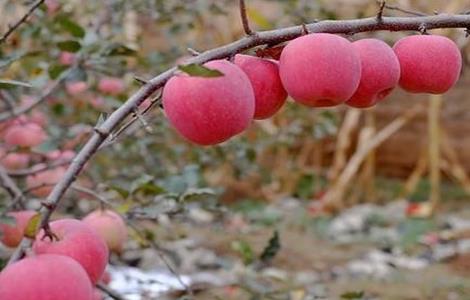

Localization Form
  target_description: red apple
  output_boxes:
[0,151,29,170]
[59,51,75,66]
[26,165,67,197]
[393,35,462,94]
[98,77,125,95]
[83,210,128,253]
[346,39,401,108]
[279,33,361,107]
[0,254,93,300]
[163,60,255,145]
[4,123,47,148]
[234,54,287,119]
[45,0,60,15]
[66,81,88,96]
[0,210,36,247]
[33,219,109,284]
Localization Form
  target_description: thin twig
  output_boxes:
[7,159,72,178]
[0,165,26,209]
[384,3,427,17]
[69,185,115,207]
[9,12,470,265]
[125,220,193,296]
[96,283,126,300]
[0,66,76,122]
[0,0,46,44]
[239,0,254,35]
[377,1,386,21]
[187,47,201,56]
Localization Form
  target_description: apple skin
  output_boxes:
[0,254,93,300]
[92,289,102,300]
[66,81,88,96]
[346,39,401,108]
[0,210,36,248]
[26,165,67,198]
[98,77,125,95]
[59,51,75,65]
[4,123,47,148]
[0,151,29,170]
[162,59,255,145]
[83,210,128,253]
[393,35,462,94]
[279,33,361,107]
[234,54,287,119]
[33,218,109,284]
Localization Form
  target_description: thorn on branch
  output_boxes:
[187,47,200,56]
[419,23,428,34]
[133,76,148,86]
[41,200,57,211]
[301,24,309,35]
[94,127,110,137]
[377,1,386,21]
[239,0,255,35]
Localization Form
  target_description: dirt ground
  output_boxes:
[164,200,470,300]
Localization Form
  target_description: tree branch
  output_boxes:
[0,0,46,44]
[8,13,470,264]
[0,165,26,209]
[0,66,76,122]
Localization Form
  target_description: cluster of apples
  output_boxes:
[163,34,462,146]
[0,110,78,197]
[0,209,127,300]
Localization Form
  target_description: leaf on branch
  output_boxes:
[23,213,41,239]
[0,215,16,226]
[259,230,280,264]
[48,64,68,79]
[340,291,365,299]
[56,16,86,38]
[57,40,81,53]
[0,51,41,70]
[0,79,33,89]
[177,64,224,78]
[104,43,137,56]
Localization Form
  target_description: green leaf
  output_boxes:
[104,43,137,56]
[57,40,81,53]
[231,240,255,265]
[179,188,216,202]
[341,291,364,299]
[51,103,65,115]
[56,16,85,38]
[130,174,155,194]
[109,186,130,199]
[48,64,68,79]
[133,182,165,196]
[177,64,223,78]
[0,215,16,226]
[259,230,280,264]
[23,213,41,239]
[0,79,33,89]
